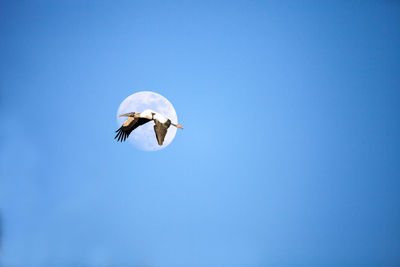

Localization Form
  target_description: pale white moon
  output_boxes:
[116,91,178,151]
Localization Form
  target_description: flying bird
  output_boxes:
[115,109,183,145]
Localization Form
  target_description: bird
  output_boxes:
[115,109,183,145]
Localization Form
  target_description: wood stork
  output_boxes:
[115,109,183,145]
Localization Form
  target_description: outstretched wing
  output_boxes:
[115,117,151,142]
[153,119,171,146]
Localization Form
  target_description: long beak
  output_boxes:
[119,113,131,117]
[175,124,184,129]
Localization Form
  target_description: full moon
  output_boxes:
[116,91,179,151]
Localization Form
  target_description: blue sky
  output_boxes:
[1,0,399,266]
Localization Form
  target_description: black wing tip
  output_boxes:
[114,128,130,142]
[114,128,123,142]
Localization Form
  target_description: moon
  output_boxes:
[116,91,179,151]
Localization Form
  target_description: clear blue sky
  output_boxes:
[1,1,400,266]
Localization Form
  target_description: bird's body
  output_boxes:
[114,109,183,145]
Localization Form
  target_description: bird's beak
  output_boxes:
[176,124,184,129]
[119,113,131,117]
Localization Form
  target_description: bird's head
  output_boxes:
[119,112,136,117]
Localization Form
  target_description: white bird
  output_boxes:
[115,109,183,145]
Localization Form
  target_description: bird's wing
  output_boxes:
[115,117,151,142]
[153,119,171,146]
